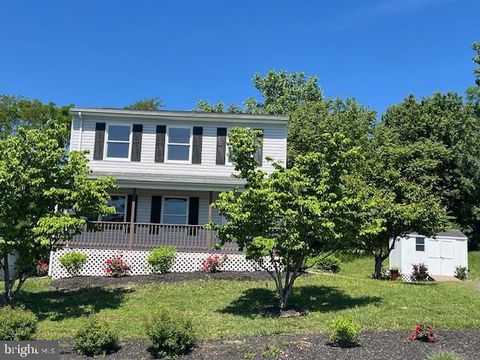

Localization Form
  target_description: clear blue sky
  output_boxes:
[1,0,479,115]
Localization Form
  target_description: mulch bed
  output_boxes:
[59,329,480,359]
[49,271,279,291]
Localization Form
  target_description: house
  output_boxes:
[49,108,288,278]
[389,230,468,279]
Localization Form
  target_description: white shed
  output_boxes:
[389,229,468,277]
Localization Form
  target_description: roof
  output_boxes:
[89,171,244,192]
[409,229,467,238]
[70,107,289,125]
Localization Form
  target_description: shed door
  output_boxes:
[427,239,440,275]
[440,240,455,276]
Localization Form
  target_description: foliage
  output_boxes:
[326,316,361,348]
[74,318,119,356]
[124,97,163,111]
[0,306,37,340]
[411,263,430,281]
[59,252,87,276]
[426,351,462,360]
[467,41,480,109]
[147,247,177,274]
[352,124,449,278]
[201,254,228,273]
[0,125,116,304]
[0,94,72,146]
[306,254,341,273]
[454,266,468,280]
[407,323,436,343]
[146,311,195,359]
[36,260,49,277]
[212,127,368,309]
[104,254,130,277]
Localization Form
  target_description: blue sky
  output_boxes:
[1,0,479,115]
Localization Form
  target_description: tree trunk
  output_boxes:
[373,255,384,279]
[278,285,292,310]
[2,254,13,305]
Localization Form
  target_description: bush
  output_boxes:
[454,266,468,280]
[36,259,49,277]
[59,252,87,276]
[104,254,130,277]
[147,247,177,274]
[411,263,430,281]
[307,254,341,273]
[407,323,436,343]
[426,351,461,360]
[0,307,37,340]
[146,311,195,359]
[201,254,228,273]
[74,318,119,356]
[326,316,361,348]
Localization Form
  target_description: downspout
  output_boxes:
[78,111,83,151]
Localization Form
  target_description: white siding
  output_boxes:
[71,116,287,177]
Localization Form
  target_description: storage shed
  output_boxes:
[389,229,468,277]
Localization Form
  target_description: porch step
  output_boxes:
[430,275,459,282]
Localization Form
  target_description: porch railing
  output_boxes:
[65,221,239,252]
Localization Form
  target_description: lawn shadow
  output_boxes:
[18,286,131,321]
[220,285,381,318]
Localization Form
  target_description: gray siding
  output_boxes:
[71,116,287,177]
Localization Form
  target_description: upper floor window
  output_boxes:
[106,125,131,159]
[162,197,188,224]
[167,127,191,161]
[415,237,425,252]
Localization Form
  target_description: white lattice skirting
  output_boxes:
[49,247,264,279]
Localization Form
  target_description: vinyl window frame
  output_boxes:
[100,195,127,222]
[415,236,425,252]
[165,125,193,163]
[161,196,189,225]
[104,123,132,161]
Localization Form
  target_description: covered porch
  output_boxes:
[66,173,243,252]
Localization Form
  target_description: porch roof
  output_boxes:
[89,171,245,191]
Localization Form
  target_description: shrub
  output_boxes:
[326,316,361,348]
[146,311,195,359]
[36,259,49,277]
[147,247,177,274]
[59,252,87,276]
[0,307,37,340]
[411,263,430,281]
[104,253,130,277]
[407,323,436,343]
[306,254,341,273]
[201,254,228,273]
[454,266,468,280]
[426,351,462,360]
[74,318,119,356]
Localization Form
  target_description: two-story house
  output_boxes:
[65,107,288,256]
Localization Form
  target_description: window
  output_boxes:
[106,125,131,159]
[415,237,425,252]
[163,198,188,224]
[167,127,191,161]
[102,196,126,222]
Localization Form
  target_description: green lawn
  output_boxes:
[11,252,480,340]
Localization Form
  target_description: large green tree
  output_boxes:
[212,128,369,310]
[0,94,72,146]
[381,93,480,249]
[124,97,163,111]
[0,125,115,305]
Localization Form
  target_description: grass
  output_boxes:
[8,251,480,340]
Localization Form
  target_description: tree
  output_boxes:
[0,124,115,305]
[381,93,480,249]
[0,94,72,146]
[212,128,367,310]
[354,125,449,278]
[195,100,242,113]
[124,97,163,111]
[467,42,480,114]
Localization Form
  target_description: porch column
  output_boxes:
[128,188,137,249]
[207,191,213,250]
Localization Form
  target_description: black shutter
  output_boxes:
[155,125,166,163]
[150,196,162,223]
[131,124,143,162]
[126,195,138,222]
[216,127,227,165]
[188,197,200,225]
[192,126,203,164]
[93,123,106,160]
[254,129,264,166]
